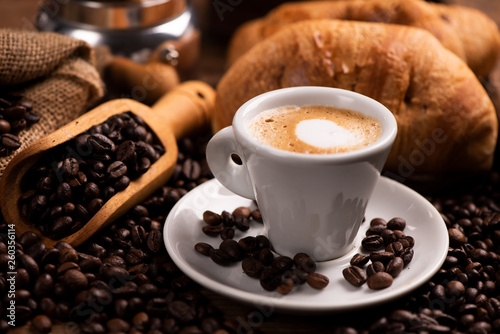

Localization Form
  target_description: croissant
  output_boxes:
[215,20,498,178]
[227,0,500,77]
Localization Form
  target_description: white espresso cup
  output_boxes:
[206,87,397,261]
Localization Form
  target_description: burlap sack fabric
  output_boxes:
[0,29,104,176]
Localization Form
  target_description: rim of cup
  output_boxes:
[232,86,398,164]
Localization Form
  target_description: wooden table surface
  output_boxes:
[1,0,500,333]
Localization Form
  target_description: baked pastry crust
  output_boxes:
[227,0,500,77]
[215,20,498,176]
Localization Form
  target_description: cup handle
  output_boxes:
[206,126,255,199]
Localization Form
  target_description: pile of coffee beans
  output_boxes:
[199,207,263,240]
[0,135,248,333]
[19,112,164,239]
[342,217,415,290]
[195,208,329,294]
[0,91,40,155]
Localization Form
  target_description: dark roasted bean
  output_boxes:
[1,133,21,150]
[202,210,222,226]
[370,251,395,264]
[259,267,281,291]
[258,248,274,266]
[219,239,243,261]
[202,224,223,237]
[386,257,404,278]
[367,261,385,277]
[387,217,406,231]
[343,266,367,287]
[276,278,295,295]
[293,252,316,273]
[367,272,393,290]
[306,272,329,289]
[209,249,233,266]
[271,256,294,273]
[361,235,385,251]
[241,257,263,278]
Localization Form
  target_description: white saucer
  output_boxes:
[164,177,448,314]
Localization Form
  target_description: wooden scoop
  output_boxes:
[105,57,180,105]
[0,80,215,248]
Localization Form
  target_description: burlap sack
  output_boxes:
[0,29,104,176]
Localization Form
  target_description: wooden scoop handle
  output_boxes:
[106,56,180,105]
[151,80,215,139]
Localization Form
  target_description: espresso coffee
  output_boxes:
[247,105,381,154]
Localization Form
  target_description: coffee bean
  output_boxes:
[18,231,41,249]
[116,140,136,162]
[255,235,270,249]
[1,133,20,150]
[232,206,252,219]
[24,242,47,261]
[220,226,235,240]
[306,272,329,289]
[447,280,466,297]
[203,210,222,226]
[19,253,39,278]
[362,235,385,251]
[146,229,162,253]
[276,278,295,295]
[88,133,116,153]
[370,218,387,227]
[367,261,385,277]
[401,248,414,266]
[182,158,201,180]
[107,161,127,180]
[259,267,282,291]
[4,105,26,120]
[125,248,147,265]
[234,215,250,231]
[220,210,234,227]
[366,224,386,236]
[293,253,316,273]
[107,318,130,332]
[202,224,223,237]
[385,241,404,255]
[219,239,243,261]
[59,247,79,263]
[258,248,274,266]
[10,120,27,135]
[114,175,131,190]
[0,119,10,133]
[242,257,263,278]
[284,268,309,285]
[386,257,404,278]
[56,262,80,276]
[238,236,257,253]
[367,272,393,290]
[380,229,397,244]
[387,217,406,231]
[63,269,88,290]
[138,157,151,173]
[251,209,263,222]
[31,314,52,333]
[370,251,395,264]
[62,157,79,177]
[209,249,233,266]
[271,256,294,273]
[343,266,367,287]
[167,300,196,323]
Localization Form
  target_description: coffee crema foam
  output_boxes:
[247,105,382,154]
